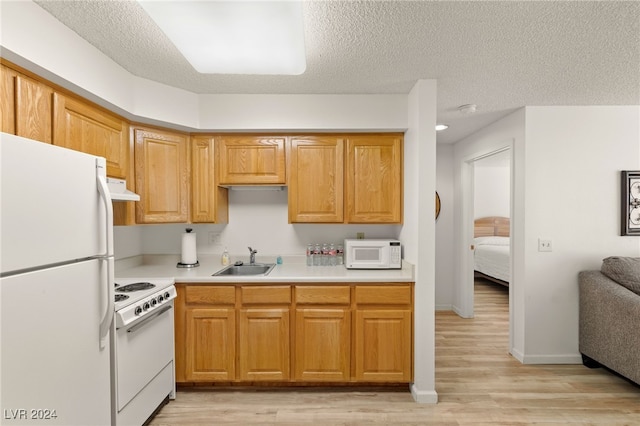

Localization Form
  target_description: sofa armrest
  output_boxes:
[579,270,640,384]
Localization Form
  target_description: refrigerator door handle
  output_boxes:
[97,171,115,349]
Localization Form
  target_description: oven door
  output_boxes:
[115,302,174,411]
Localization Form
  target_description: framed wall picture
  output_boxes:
[621,170,640,236]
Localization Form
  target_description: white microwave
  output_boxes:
[344,239,402,269]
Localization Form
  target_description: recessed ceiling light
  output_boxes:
[138,1,306,75]
[435,124,449,131]
[457,104,477,114]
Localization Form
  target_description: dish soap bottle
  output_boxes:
[221,247,230,266]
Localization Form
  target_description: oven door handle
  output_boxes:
[126,305,173,334]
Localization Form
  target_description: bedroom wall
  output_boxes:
[474,152,510,219]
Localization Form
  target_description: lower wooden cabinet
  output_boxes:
[185,307,236,381]
[175,282,413,384]
[295,308,351,381]
[294,285,351,381]
[238,308,290,381]
[354,285,413,382]
[177,285,236,382]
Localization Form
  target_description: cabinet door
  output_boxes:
[354,284,413,382]
[294,308,350,381]
[15,74,53,143]
[134,127,189,223]
[238,308,290,381]
[185,308,236,381]
[1,64,16,135]
[288,136,344,223]
[191,136,228,223]
[53,93,128,177]
[218,135,286,185]
[346,135,403,223]
[354,309,412,382]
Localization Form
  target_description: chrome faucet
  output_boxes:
[248,247,257,264]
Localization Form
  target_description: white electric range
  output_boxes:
[112,277,176,426]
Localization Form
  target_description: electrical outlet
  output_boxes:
[356,232,365,239]
[538,238,552,252]
[208,232,221,245]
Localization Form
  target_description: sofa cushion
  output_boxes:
[601,256,640,295]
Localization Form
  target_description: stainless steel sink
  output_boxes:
[212,263,275,276]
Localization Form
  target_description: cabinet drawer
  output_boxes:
[295,286,350,305]
[186,286,235,305]
[355,285,412,305]
[241,286,291,305]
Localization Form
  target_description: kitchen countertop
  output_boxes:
[115,254,414,283]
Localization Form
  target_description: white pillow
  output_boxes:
[474,236,510,246]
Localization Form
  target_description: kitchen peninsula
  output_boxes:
[116,255,414,386]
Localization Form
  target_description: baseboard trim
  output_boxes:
[409,384,438,403]
[435,304,453,311]
[520,353,582,364]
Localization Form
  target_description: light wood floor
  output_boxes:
[149,280,640,425]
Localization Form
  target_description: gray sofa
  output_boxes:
[579,256,640,385]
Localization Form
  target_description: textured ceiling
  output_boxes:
[33,0,640,144]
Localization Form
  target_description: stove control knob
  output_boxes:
[143,302,150,311]
[134,306,142,316]
[157,294,164,303]
[164,291,171,300]
[150,298,157,307]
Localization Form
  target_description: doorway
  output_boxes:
[458,145,514,351]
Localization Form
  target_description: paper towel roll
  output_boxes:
[181,229,197,265]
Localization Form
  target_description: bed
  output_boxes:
[473,216,510,286]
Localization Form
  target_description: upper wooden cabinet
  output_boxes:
[1,64,53,143]
[53,93,128,178]
[346,134,403,223]
[288,136,344,223]
[190,135,228,223]
[1,64,17,135]
[16,75,53,144]
[217,135,286,185]
[134,127,189,223]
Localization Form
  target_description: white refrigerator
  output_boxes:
[1,133,115,425]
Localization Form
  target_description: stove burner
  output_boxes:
[115,294,129,302]
[115,282,156,293]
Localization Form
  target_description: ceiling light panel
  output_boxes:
[138,1,306,75]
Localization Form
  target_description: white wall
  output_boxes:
[402,80,438,403]
[452,106,640,364]
[474,157,510,219]
[435,144,455,310]
[116,190,400,260]
[1,1,407,133]
[521,106,640,363]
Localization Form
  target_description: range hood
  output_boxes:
[107,177,140,202]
